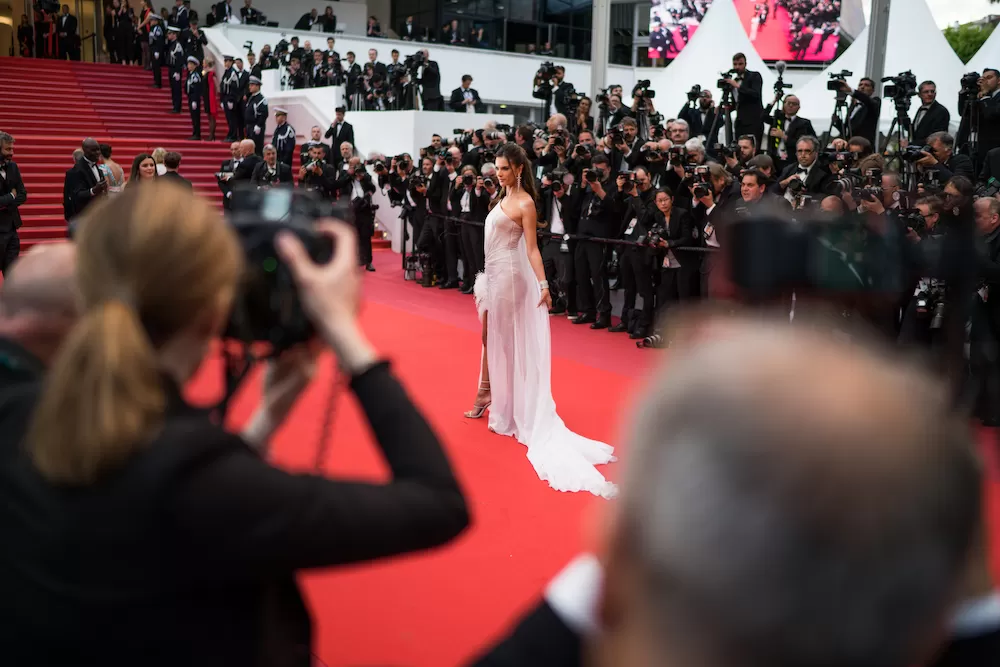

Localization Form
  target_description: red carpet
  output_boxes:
[733,0,838,62]
[180,250,1000,666]
[186,249,648,666]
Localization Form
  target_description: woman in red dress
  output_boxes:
[202,57,219,142]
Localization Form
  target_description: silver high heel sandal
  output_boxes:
[464,381,491,419]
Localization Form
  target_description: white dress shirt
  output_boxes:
[550,196,564,235]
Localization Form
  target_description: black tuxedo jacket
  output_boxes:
[419,61,443,102]
[678,104,719,144]
[734,70,764,132]
[980,146,1000,183]
[449,86,486,113]
[64,158,103,219]
[57,13,77,37]
[844,90,881,144]
[911,101,951,146]
[232,154,262,183]
[251,161,293,187]
[537,188,581,237]
[778,161,833,197]
[763,108,816,164]
[160,170,193,190]
[325,121,355,153]
[0,161,26,233]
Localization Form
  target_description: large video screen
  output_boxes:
[648,0,843,63]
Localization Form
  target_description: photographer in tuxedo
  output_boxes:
[834,77,881,146]
[612,167,656,337]
[777,136,833,202]
[573,154,620,329]
[252,144,294,188]
[0,132,26,275]
[678,89,718,145]
[910,81,951,147]
[417,50,444,111]
[763,94,815,171]
[340,157,377,271]
[721,53,764,147]
[453,165,491,292]
[537,171,580,316]
[690,162,736,298]
[215,141,240,212]
[0,184,470,666]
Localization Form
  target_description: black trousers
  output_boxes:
[151,54,162,87]
[249,128,265,155]
[58,37,78,61]
[189,101,201,137]
[441,215,460,282]
[0,232,20,276]
[169,72,182,111]
[234,100,246,139]
[620,248,654,331]
[575,241,611,317]
[423,96,444,111]
[542,239,575,312]
[222,99,237,138]
[460,215,485,285]
[355,208,374,265]
[417,214,444,276]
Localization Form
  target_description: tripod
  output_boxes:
[884,98,916,190]
[959,91,982,175]
[825,89,851,143]
[707,83,735,148]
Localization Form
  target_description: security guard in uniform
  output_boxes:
[148,15,165,89]
[166,26,185,113]
[220,55,241,141]
[271,108,296,169]
[185,56,203,140]
[243,75,268,155]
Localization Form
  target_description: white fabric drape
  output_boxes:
[473,203,617,499]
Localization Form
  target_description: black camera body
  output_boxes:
[225,187,338,353]
[633,80,655,99]
[584,170,599,183]
[900,144,931,162]
[537,61,557,81]
[882,70,918,100]
[462,173,476,187]
[687,84,702,102]
[826,70,853,91]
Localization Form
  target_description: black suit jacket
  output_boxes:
[844,91,881,145]
[0,362,468,667]
[470,600,581,667]
[980,146,1000,183]
[934,153,975,183]
[63,158,102,219]
[57,13,77,38]
[911,101,951,146]
[449,86,486,113]
[733,70,764,134]
[232,154,261,183]
[419,61,442,102]
[678,104,719,145]
[0,161,27,233]
[251,161,293,187]
[160,170,193,190]
[324,121,355,153]
[778,162,833,197]
[763,108,816,165]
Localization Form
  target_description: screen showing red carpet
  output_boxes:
[648,0,843,63]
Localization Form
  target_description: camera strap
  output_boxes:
[212,343,257,423]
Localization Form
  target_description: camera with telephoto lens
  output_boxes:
[898,206,927,236]
[225,186,340,354]
[632,80,655,99]
[913,279,947,330]
[826,70,853,91]
[714,142,738,159]
[607,123,625,146]
[409,173,427,187]
[396,155,411,171]
[365,159,387,173]
[668,146,687,166]
[900,144,931,163]
[692,165,711,199]
[962,71,982,95]
[461,173,475,187]
[595,87,611,106]
[717,70,736,88]
[573,143,591,158]
[687,84,702,102]
[403,50,425,73]
[642,224,665,247]
[584,169,599,183]
[852,168,883,202]
[483,176,494,188]
[819,150,855,168]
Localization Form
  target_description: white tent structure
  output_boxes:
[968,25,1000,74]
[788,0,964,137]
[647,0,776,128]
[839,0,867,41]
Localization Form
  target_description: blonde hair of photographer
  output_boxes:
[28,182,244,485]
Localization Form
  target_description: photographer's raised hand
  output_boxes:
[276,221,377,375]
[242,345,319,453]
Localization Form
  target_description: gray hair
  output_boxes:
[684,137,705,154]
[619,319,980,667]
[480,162,497,177]
[796,135,821,153]
[927,131,955,150]
[0,132,13,146]
[669,118,690,131]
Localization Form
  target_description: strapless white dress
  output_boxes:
[473,203,618,499]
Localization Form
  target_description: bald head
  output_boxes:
[239,139,255,156]
[1,244,78,318]
[0,244,79,366]
[603,317,980,667]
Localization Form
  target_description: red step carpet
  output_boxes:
[733,0,838,62]
[181,249,1000,667]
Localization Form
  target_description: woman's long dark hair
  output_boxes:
[489,142,539,210]
[128,153,156,186]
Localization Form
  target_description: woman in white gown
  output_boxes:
[464,144,618,499]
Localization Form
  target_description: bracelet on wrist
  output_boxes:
[539,280,549,291]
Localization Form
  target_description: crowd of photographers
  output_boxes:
[374,56,1000,423]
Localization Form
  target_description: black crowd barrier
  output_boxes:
[396,210,719,270]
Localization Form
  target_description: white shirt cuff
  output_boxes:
[544,553,603,636]
[950,590,1000,639]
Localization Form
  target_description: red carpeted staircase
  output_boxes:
[0,57,390,253]
[0,57,234,251]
